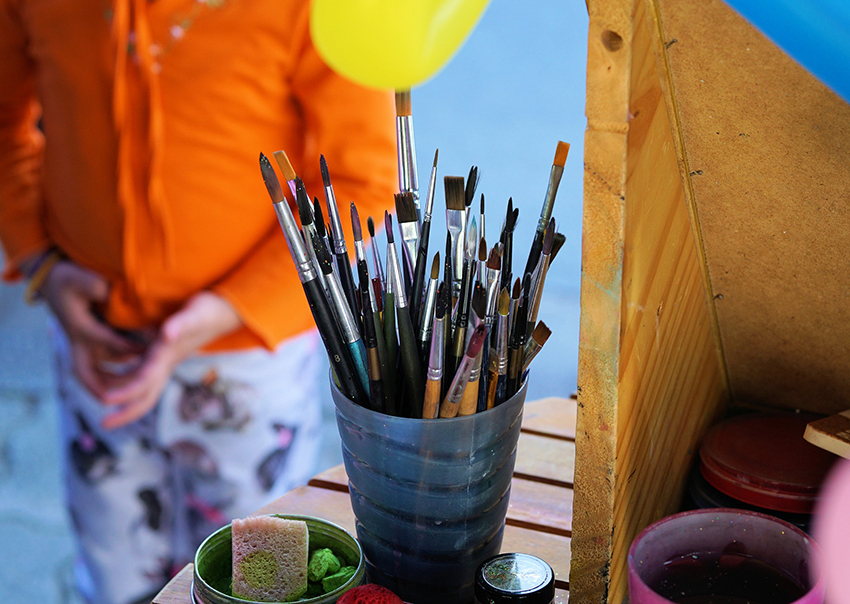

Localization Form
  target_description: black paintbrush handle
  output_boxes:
[409,218,431,329]
[523,229,544,281]
[302,277,365,406]
[477,343,490,413]
[395,304,425,418]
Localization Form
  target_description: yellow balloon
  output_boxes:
[310,0,491,90]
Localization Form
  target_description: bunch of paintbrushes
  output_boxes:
[259,139,568,419]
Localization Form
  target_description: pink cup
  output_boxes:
[628,508,825,604]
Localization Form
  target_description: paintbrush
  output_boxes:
[551,232,566,262]
[478,193,486,261]
[417,252,441,367]
[409,149,438,329]
[439,323,487,418]
[527,219,556,338]
[444,175,466,299]
[465,166,479,213]
[357,261,385,413]
[524,141,569,278]
[422,283,446,419]
[508,277,521,347]
[259,153,365,406]
[478,236,487,289]
[312,229,369,397]
[522,321,551,374]
[395,89,420,217]
[484,244,502,321]
[506,274,531,398]
[353,203,395,414]
[458,285,487,416]
[386,212,425,417]
[294,179,330,301]
[499,198,516,291]
[486,288,510,409]
[367,216,386,293]
[448,227,475,380]
[321,155,359,321]
[395,191,420,276]
[442,232,454,353]
[272,150,298,199]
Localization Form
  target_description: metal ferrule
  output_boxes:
[354,240,367,265]
[445,209,466,296]
[324,185,346,255]
[468,345,484,382]
[485,268,500,323]
[386,242,407,308]
[396,117,413,193]
[538,165,564,232]
[492,314,509,376]
[418,278,438,342]
[399,221,420,268]
[326,269,359,344]
[285,179,298,201]
[273,201,315,283]
[424,164,438,220]
[523,338,543,373]
[427,316,445,381]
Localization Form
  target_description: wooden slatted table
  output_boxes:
[152,397,576,604]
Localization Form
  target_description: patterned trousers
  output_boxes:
[52,322,323,604]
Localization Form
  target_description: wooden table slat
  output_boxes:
[522,397,577,440]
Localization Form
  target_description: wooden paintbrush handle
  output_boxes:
[458,378,480,416]
[422,377,441,419]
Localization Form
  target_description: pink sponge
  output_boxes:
[337,583,404,604]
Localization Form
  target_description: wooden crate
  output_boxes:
[569,0,850,602]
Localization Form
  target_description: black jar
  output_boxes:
[475,553,555,604]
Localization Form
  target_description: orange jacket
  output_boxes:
[0,0,398,351]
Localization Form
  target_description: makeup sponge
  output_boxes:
[231,516,309,602]
[336,583,404,604]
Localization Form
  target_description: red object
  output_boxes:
[699,412,837,514]
[337,584,405,604]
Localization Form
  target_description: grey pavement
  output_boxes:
[0,1,588,603]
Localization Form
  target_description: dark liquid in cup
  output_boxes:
[649,551,808,604]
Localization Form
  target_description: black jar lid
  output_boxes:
[475,553,555,603]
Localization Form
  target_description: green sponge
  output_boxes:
[238,550,278,589]
[307,548,342,582]
[321,566,356,592]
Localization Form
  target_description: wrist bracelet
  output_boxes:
[24,248,64,304]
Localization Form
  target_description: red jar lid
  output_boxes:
[699,412,837,514]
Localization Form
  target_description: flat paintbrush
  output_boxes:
[523,141,569,278]
[522,321,552,374]
[386,212,425,418]
[312,230,369,396]
[444,175,466,300]
[484,244,502,321]
[439,323,487,418]
[259,153,365,406]
[321,155,359,322]
[395,89,420,217]
[422,284,446,419]
[272,149,298,199]
[409,149,439,329]
[367,216,386,293]
[395,191,419,276]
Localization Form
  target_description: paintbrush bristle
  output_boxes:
[551,233,566,261]
[532,321,552,345]
[444,176,466,211]
[395,89,412,116]
[486,245,502,270]
[320,154,331,188]
[472,284,486,321]
[432,148,439,168]
[394,192,418,224]
[350,202,362,241]
[512,278,522,300]
[498,288,510,315]
[384,211,394,243]
[259,153,284,203]
[313,197,326,237]
[466,324,488,357]
[479,237,487,262]
[480,193,485,215]
[295,178,312,226]
[272,150,297,182]
[367,216,376,238]
[431,252,440,280]
[553,141,570,168]
[543,219,556,255]
[465,166,479,208]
